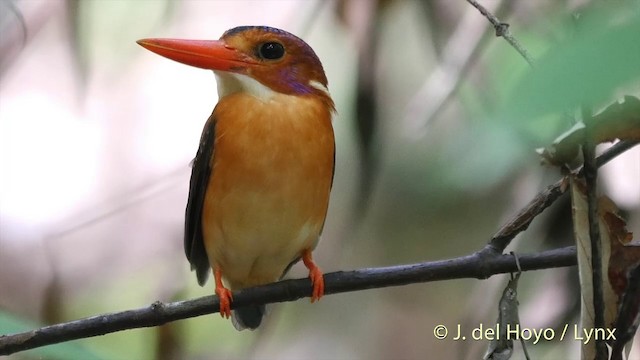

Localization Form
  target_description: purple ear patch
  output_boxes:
[277,67,314,95]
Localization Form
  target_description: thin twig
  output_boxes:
[483,140,638,255]
[486,180,566,255]
[596,140,639,167]
[512,254,530,360]
[581,107,607,359]
[465,0,535,67]
[0,246,577,355]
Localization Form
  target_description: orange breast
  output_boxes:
[201,93,334,289]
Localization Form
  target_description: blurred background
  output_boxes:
[1,0,639,359]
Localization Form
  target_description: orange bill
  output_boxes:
[136,38,258,71]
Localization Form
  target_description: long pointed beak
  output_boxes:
[136,38,258,71]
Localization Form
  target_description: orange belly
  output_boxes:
[201,92,334,289]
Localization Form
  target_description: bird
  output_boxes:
[137,26,335,330]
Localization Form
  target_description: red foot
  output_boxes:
[214,268,233,318]
[302,249,324,302]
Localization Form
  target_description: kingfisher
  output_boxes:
[137,26,335,330]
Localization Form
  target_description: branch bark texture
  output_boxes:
[0,247,576,355]
[2,141,636,355]
[1,141,635,355]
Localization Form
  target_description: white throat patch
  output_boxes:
[214,72,277,101]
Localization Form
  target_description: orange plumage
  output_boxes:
[138,26,334,330]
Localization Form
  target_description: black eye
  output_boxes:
[259,42,285,60]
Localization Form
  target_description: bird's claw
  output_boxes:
[302,249,324,303]
[309,267,325,302]
[215,286,233,318]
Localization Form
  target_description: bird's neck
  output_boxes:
[214,72,276,101]
[213,72,335,113]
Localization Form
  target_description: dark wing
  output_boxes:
[184,114,216,286]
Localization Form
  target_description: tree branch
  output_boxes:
[0,246,577,355]
[1,141,635,355]
[482,140,639,256]
[465,0,535,67]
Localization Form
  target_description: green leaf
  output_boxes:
[501,11,640,123]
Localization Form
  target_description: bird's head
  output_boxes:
[137,26,333,109]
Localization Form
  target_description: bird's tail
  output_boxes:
[232,305,266,330]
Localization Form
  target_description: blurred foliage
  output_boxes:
[501,9,640,125]
[63,0,175,88]
[438,6,640,192]
[66,266,163,359]
[1,0,639,359]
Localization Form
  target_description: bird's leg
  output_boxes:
[301,249,324,302]
[214,268,233,318]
